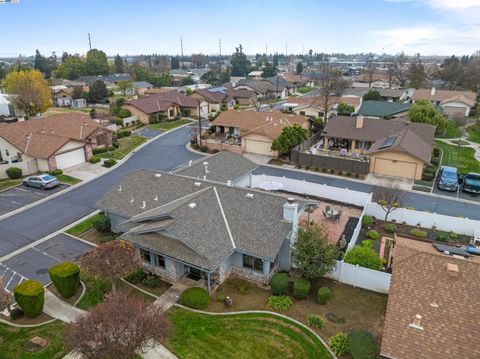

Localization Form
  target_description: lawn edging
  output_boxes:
[119,278,159,300]
[0,121,193,222]
[172,303,337,358]
[0,316,57,328]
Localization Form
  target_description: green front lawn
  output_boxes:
[76,274,156,310]
[148,119,193,131]
[100,136,147,160]
[0,178,21,191]
[296,86,316,94]
[0,321,67,359]
[467,124,480,143]
[166,308,331,359]
[56,174,81,186]
[66,213,100,236]
[440,120,462,139]
[435,140,480,174]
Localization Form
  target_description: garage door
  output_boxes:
[245,139,273,156]
[442,106,465,119]
[200,104,209,118]
[55,148,86,169]
[373,157,417,180]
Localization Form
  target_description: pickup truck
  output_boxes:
[462,173,480,194]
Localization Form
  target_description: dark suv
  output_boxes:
[462,173,480,194]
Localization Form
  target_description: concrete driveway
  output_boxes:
[63,162,109,181]
[365,173,413,191]
[0,184,68,216]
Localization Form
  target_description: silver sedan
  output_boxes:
[23,174,60,190]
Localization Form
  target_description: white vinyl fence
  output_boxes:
[251,174,371,207]
[365,202,480,236]
[326,260,391,294]
[0,160,38,179]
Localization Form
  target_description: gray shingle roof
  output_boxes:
[176,151,258,183]
[97,170,301,271]
[357,101,411,117]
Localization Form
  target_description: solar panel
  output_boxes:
[378,136,397,149]
[432,243,470,258]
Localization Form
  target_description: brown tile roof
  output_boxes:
[281,73,310,84]
[126,91,200,114]
[381,236,480,359]
[412,89,477,107]
[289,96,361,111]
[227,88,256,99]
[355,72,390,83]
[0,112,101,159]
[144,87,179,95]
[192,89,233,103]
[212,110,310,140]
[324,116,435,162]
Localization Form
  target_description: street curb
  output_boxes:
[185,142,209,156]
[0,123,193,222]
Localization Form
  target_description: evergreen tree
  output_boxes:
[114,54,124,73]
[296,61,303,74]
[230,44,251,76]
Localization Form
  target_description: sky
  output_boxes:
[0,0,479,57]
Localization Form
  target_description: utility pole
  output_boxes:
[88,33,92,51]
[285,43,288,64]
[180,37,184,58]
[219,39,222,56]
[265,43,268,56]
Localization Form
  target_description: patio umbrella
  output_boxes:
[257,181,283,191]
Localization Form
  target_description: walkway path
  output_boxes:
[43,289,85,323]
[436,137,480,161]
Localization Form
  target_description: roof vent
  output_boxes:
[430,300,439,308]
[194,182,202,187]
[446,263,459,277]
[129,197,134,203]
[155,173,162,178]
[409,314,424,331]
[245,193,254,199]
[227,180,232,186]
[188,203,197,208]
[140,201,146,209]
[117,185,122,192]
[153,195,158,201]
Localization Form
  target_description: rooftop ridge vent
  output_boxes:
[155,173,162,178]
[409,314,424,331]
[245,193,255,199]
[188,203,197,208]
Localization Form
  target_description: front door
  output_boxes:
[185,266,202,280]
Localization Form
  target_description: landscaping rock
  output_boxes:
[25,336,47,352]
[325,313,346,324]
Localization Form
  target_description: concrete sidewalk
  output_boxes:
[43,289,85,323]
[63,162,110,181]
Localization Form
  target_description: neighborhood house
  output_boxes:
[411,88,477,118]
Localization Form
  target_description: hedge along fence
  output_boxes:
[13,280,45,318]
[48,262,80,299]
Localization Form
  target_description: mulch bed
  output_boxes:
[1,310,55,325]
[46,282,84,306]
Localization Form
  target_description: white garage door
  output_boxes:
[200,104,209,117]
[373,157,417,180]
[55,148,86,169]
[245,139,273,156]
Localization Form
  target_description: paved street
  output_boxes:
[253,165,480,220]
[0,126,201,286]
[0,184,69,216]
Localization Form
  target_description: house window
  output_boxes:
[169,109,174,117]
[5,149,9,157]
[140,249,151,264]
[300,111,306,115]
[155,254,165,269]
[243,254,263,272]
[355,141,371,150]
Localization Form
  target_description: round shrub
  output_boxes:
[306,314,325,329]
[449,231,458,240]
[270,273,289,295]
[103,159,117,168]
[383,223,396,233]
[117,108,132,119]
[348,330,377,359]
[344,241,382,270]
[362,215,374,228]
[93,213,111,233]
[410,228,427,238]
[89,156,101,164]
[366,230,379,240]
[179,287,210,309]
[143,277,162,288]
[6,167,22,179]
[125,267,147,284]
[267,295,292,311]
[48,262,80,299]
[115,119,124,126]
[13,280,44,318]
[50,169,63,176]
[317,287,332,304]
[329,332,349,356]
[435,231,448,242]
[293,277,311,299]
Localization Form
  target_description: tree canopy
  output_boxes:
[4,69,51,116]
[55,55,86,80]
[261,62,278,78]
[114,54,125,73]
[87,80,108,104]
[200,71,230,86]
[296,61,303,74]
[336,103,355,116]
[407,54,426,89]
[362,89,381,101]
[230,44,251,76]
[86,49,109,76]
[271,124,309,156]
[291,224,339,280]
[408,99,448,134]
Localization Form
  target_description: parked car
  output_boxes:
[23,174,60,190]
[437,166,459,192]
[462,172,480,194]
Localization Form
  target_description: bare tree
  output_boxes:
[313,60,351,123]
[79,240,139,291]
[365,56,375,88]
[373,186,404,222]
[393,52,408,87]
[0,278,12,314]
[66,290,168,359]
[386,58,396,89]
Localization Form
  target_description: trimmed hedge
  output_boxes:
[103,159,117,168]
[317,287,331,304]
[293,277,311,299]
[48,262,80,299]
[93,213,111,233]
[50,169,63,176]
[270,273,289,295]
[361,215,374,228]
[92,147,108,155]
[6,167,22,179]
[383,223,396,233]
[89,156,101,164]
[366,230,379,240]
[410,228,428,238]
[179,287,210,309]
[348,330,377,359]
[13,280,44,318]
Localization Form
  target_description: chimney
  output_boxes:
[283,197,299,224]
[355,115,364,129]
[430,87,436,96]
[446,263,459,277]
[409,314,424,330]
